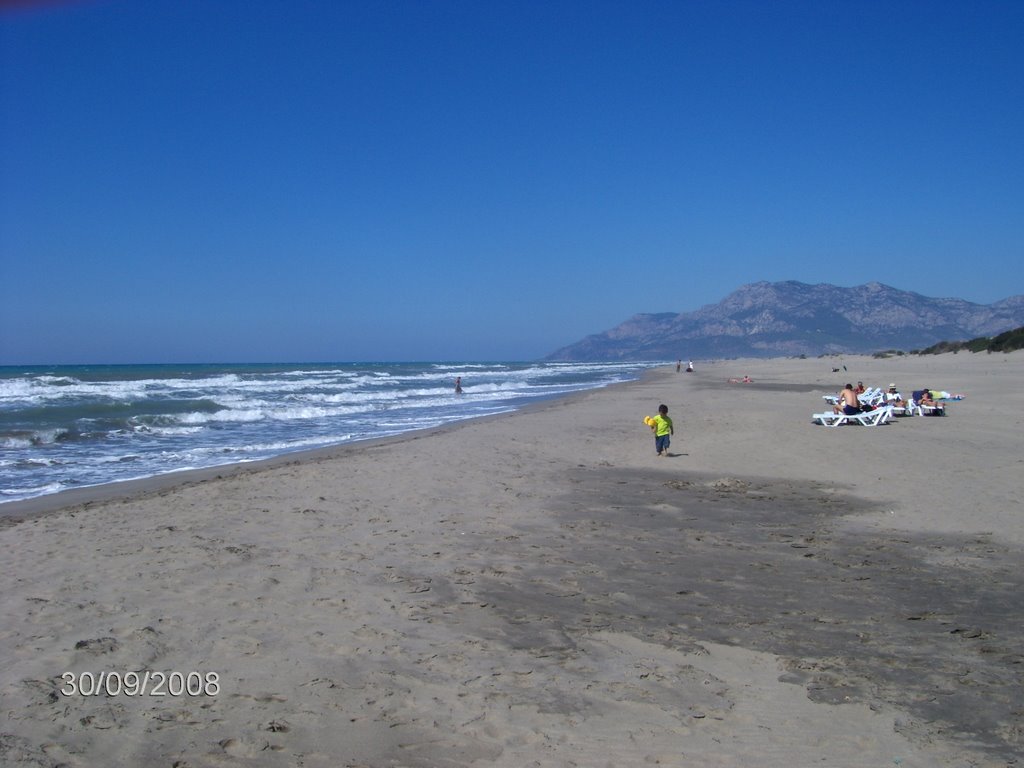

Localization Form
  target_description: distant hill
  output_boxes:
[916,325,1024,355]
[545,281,1024,361]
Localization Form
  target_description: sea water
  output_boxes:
[0,361,654,504]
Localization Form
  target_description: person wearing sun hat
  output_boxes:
[884,383,904,408]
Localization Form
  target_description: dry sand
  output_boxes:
[1,352,1021,767]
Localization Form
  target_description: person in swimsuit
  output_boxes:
[833,383,861,415]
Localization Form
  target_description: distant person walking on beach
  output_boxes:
[676,360,681,373]
[650,404,674,457]
[454,376,463,394]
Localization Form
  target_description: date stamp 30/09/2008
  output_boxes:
[59,671,220,697]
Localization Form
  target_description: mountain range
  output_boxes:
[546,281,1024,361]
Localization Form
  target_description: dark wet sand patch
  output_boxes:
[467,467,1023,765]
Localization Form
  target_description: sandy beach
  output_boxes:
[1,352,1021,767]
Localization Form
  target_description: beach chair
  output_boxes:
[906,396,944,417]
[852,405,893,426]
[812,405,893,427]
[858,388,885,407]
[812,411,850,426]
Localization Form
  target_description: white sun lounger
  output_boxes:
[813,411,848,426]
[856,406,893,425]
[858,388,885,407]
[906,399,945,417]
[812,406,893,427]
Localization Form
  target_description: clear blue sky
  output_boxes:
[2,0,1022,364]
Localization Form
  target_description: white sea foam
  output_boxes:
[0,361,656,504]
[1,481,67,498]
[2,436,35,449]
[144,425,205,436]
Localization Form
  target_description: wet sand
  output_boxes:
[1,352,1021,767]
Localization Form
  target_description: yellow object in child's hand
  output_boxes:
[643,416,655,427]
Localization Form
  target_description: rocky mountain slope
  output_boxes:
[546,281,1024,361]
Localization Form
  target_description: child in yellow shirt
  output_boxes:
[650,404,674,456]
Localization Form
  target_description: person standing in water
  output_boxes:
[454,376,463,394]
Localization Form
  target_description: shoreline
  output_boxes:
[0,368,660,523]
[5,347,1012,522]
[1,353,1020,766]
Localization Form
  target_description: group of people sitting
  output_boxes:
[831,381,945,416]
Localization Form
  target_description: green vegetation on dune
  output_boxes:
[909,326,1024,355]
